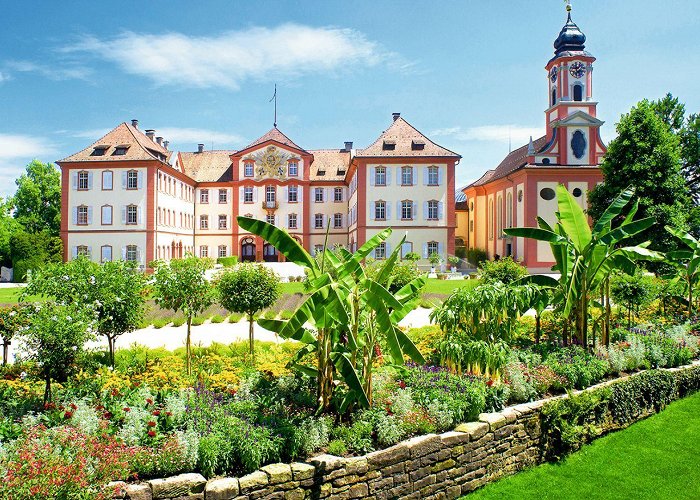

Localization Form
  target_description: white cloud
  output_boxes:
[62,24,396,89]
[0,134,58,197]
[431,124,544,145]
[0,71,8,83]
[4,60,91,81]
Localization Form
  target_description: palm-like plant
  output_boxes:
[665,226,700,317]
[237,216,425,412]
[505,186,661,347]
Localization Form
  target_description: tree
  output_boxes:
[22,257,147,366]
[151,256,214,375]
[238,217,425,412]
[0,198,22,268]
[610,270,653,329]
[9,230,63,282]
[11,160,61,235]
[505,186,661,347]
[217,264,280,364]
[588,99,690,257]
[0,304,29,364]
[18,301,95,403]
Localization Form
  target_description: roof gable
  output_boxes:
[240,127,306,154]
[356,117,460,158]
[552,110,604,127]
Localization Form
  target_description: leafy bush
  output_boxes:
[477,256,528,285]
[228,313,243,323]
[327,439,347,456]
[216,256,239,267]
[191,316,207,326]
[171,317,186,327]
[210,315,225,324]
[544,346,609,389]
[466,248,488,267]
[152,318,170,329]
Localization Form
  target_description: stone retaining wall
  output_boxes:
[112,361,700,500]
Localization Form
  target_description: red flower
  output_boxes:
[44,402,56,410]
[64,411,73,419]
[486,379,494,387]
[147,421,156,427]
[110,388,119,397]
[166,411,172,417]
[146,398,153,406]
[398,380,406,389]
[70,403,78,411]
[147,430,156,437]
[96,405,105,411]
[152,410,161,416]
[123,407,130,412]
[103,412,113,419]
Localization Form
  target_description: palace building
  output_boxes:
[457,5,605,272]
[58,5,603,272]
[58,114,459,267]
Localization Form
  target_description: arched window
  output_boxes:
[506,192,513,228]
[496,195,503,237]
[573,83,583,102]
[551,88,557,106]
[488,199,494,241]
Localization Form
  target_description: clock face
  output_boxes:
[549,67,557,83]
[569,62,586,79]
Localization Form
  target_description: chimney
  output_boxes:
[197,143,204,153]
[131,119,139,128]
[392,112,401,121]
[344,141,353,152]
[163,140,169,150]
[145,129,155,141]
[156,136,163,146]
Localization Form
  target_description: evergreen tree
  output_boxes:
[588,99,690,257]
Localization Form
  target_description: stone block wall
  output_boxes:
[112,361,700,500]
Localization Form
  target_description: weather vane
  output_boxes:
[269,84,277,128]
[564,0,572,12]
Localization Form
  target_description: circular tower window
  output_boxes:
[540,188,556,201]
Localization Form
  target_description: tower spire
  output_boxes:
[269,84,277,128]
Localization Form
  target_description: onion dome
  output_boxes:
[553,9,586,57]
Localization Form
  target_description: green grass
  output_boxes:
[0,287,44,304]
[280,281,305,294]
[466,391,700,500]
[424,277,479,295]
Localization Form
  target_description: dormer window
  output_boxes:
[317,170,326,176]
[113,146,129,156]
[411,140,425,151]
[337,169,346,176]
[382,141,396,151]
[91,146,108,156]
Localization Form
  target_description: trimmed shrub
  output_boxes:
[217,256,239,267]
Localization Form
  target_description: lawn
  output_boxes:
[0,287,43,304]
[467,390,700,500]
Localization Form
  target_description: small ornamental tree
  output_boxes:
[610,270,653,329]
[403,252,421,266]
[23,256,146,366]
[428,252,443,269]
[217,263,280,364]
[151,256,215,375]
[0,304,29,364]
[18,302,95,403]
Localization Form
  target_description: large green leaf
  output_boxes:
[377,234,406,285]
[516,274,560,288]
[666,225,700,250]
[592,187,634,234]
[330,350,369,407]
[237,217,318,272]
[556,184,591,253]
[503,227,564,243]
[599,217,655,245]
[395,328,426,364]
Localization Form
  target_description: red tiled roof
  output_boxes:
[356,117,460,158]
[469,136,547,187]
[243,127,305,152]
[178,150,235,182]
[309,149,351,181]
[59,123,172,163]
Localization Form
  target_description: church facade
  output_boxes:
[58,114,459,267]
[459,6,605,272]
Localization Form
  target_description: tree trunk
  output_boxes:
[248,313,255,366]
[2,341,8,365]
[186,316,192,376]
[627,305,632,330]
[108,336,116,368]
[689,278,693,319]
[44,372,52,405]
[605,279,611,347]
[563,321,569,346]
[535,315,541,344]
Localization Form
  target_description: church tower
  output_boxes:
[539,3,606,167]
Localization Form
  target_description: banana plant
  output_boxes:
[505,186,662,347]
[237,216,426,412]
[665,226,700,318]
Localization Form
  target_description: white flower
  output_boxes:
[20,371,27,380]
[9,311,16,317]
[63,275,70,281]
[89,276,96,285]
[66,316,72,322]
[72,345,78,351]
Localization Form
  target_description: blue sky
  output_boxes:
[1,0,699,197]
